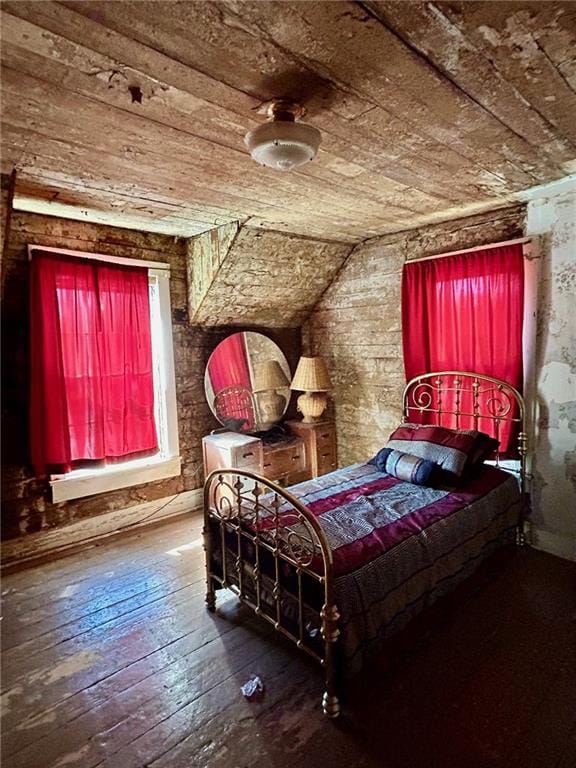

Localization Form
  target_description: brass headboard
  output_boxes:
[402,371,528,493]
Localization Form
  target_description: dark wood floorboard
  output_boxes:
[1,515,575,768]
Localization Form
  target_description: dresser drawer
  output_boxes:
[230,441,263,469]
[274,469,311,487]
[317,447,337,476]
[315,425,336,450]
[262,441,306,481]
[285,420,338,479]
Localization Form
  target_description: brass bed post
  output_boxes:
[203,477,217,613]
[516,415,529,547]
[321,577,341,718]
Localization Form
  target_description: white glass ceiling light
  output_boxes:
[245,101,321,171]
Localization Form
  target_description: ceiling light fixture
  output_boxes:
[245,101,321,171]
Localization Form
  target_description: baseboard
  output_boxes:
[1,488,203,573]
[529,525,576,562]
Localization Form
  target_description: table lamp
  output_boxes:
[290,356,332,423]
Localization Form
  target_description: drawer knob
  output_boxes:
[292,454,301,461]
[242,452,254,459]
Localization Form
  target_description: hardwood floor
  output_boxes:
[1,515,575,768]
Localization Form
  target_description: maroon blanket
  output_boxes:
[284,462,522,671]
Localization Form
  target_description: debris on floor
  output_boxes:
[241,675,264,699]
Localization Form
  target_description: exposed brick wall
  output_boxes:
[1,211,301,541]
[303,204,527,467]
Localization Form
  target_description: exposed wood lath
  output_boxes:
[188,226,352,327]
[1,1,575,241]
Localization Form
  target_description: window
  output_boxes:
[29,246,180,502]
[401,241,527,453]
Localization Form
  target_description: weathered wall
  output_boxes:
[526,180,576,561]
[303,204,527,467]
[187,226,352,327]
[1,211,301,543]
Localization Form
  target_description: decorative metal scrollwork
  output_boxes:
[485,387,513,419]
[209,471,323,571]
[410,382,434,412]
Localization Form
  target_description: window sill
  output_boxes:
[49,456,182,503]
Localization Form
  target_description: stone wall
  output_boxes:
[1,211,301,542]
[303,204,527,467]
[525,180,576,560]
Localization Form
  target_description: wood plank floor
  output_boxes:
[2,514,575,768]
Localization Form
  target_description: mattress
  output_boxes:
[210,462,522,673]
[287,462,522,671]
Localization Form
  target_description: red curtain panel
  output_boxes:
[30,252,158,475]
[207,333,251,392]
[207,333,254,430]
[402,244,524,453]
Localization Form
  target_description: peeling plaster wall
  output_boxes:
[526,181,576,561]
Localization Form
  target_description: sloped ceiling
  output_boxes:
[2,1,575,243]
[187,224,352,327]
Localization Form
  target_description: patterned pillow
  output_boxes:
[386,424,479,478]
[369,447,438,486]
[386,424,500,479]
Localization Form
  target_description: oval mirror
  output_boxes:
[204,332,291,433]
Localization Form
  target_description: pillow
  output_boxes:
[369,447,438,486]
[467,431,500,469]
[386,423,500,479]
[386,424,479,478]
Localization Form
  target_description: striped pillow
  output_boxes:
[386,424,479,478]
[369,447,438,486]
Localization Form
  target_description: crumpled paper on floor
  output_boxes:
[240,675,264,699]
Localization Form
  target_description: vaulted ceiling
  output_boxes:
[2,1,575,243]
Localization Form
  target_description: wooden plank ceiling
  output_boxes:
[1,1,575,243]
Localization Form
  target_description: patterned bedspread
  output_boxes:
[286,462,522,673]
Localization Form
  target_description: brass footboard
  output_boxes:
[203,468,340,717]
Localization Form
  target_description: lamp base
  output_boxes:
[297,391,328,423]
[255,390,287,431]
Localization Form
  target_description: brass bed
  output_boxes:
[202,372,529,718]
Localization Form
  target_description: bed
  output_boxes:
[202,371,529,718]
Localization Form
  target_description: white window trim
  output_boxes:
[29,245,181,503]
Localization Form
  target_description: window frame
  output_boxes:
[28,245,181,502]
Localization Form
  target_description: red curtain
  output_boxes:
[402,244,524,452]
[30,252,158,475]
[207,333,254,430]
[207,333,251,393]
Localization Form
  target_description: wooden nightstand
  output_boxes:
[285,420,338,478]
